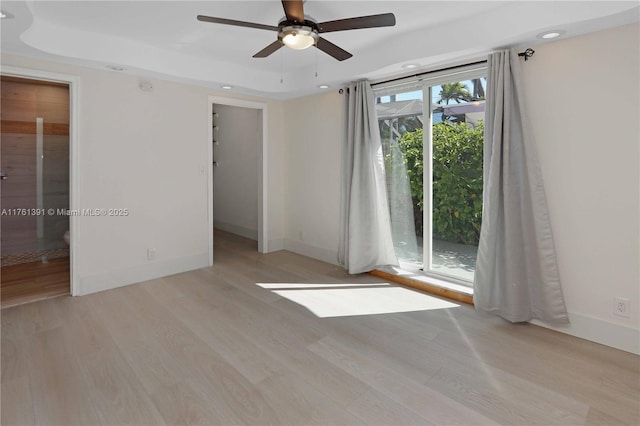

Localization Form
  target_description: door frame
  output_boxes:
[207,96,268,265]
[1,65,80,296]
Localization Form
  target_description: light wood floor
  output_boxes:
[1,257,70,309]
[1,230,638,425]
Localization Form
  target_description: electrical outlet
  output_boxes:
[613,297,630,318]
[147,248,157,261]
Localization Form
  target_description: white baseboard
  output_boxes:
[531,312,640,355]
[214,220,258,241]
[284,239,339,266]
[266,238,285,252]
[74,244,638,356]
[76,252,209,296]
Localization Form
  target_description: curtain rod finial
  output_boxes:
[518,48,535,61]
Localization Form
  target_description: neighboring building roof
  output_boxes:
[376,99,424,119]
[376,99,486,120]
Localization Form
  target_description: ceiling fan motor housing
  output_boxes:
[278,24,319,49]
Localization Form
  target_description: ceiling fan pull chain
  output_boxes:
[280,49,284,84]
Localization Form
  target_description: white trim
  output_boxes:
[284,239,340,266]
[214,220,258,241]
[77,252,209,296]
[36,118,44,244]
[0,65,80,296]
[268,238,285,252]
[207,96,269,265]
[531,313,640,355]
[372,63,488,97]
[423,86,433,272]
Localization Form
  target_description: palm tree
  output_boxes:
[437,82,471,105]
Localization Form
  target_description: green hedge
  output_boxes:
[394,122,484,245]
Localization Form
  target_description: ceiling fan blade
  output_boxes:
[318,13,396,33]
[253,40,284,58]
[281,0,305,24]
[197,15,279,32]
[316,37,352,61]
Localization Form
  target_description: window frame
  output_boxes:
[373,63,487,285]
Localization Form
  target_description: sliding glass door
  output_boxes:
[375,67,486,284]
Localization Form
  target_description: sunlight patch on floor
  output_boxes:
[257,282,460,318]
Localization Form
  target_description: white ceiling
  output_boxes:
[1,1,638,99]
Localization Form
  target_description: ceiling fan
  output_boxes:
[197,0,396,61]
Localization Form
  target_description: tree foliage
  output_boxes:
[395,121,484,245]
[437,82,471,105]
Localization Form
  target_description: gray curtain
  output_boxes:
[338,81,399,274]
[474,50,569,324]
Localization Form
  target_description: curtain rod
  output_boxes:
[370,59,487,88]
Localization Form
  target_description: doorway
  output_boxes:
[374,66,486,285]
[207,96,268,265]
[1,75,71,307]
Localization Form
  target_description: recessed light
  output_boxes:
[0,10,14,19]
[318,85,329,89]
[402,63,420,70]
[106,65,125,72]
[221,85,233,90]
[538,30,564,40]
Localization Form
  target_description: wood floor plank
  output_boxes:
[255,371,367,425]
[90,279,281,425]
[75,346,168,426]
[148,380,226,426]
[0,376,35,425]
[346,388,433,425]
[0,331,29,384]
[430,319,639,423]
[426,361,589,425]
[166,293,285,384]
[56,296,166,426]
[1,229,638,425]
[26,327,101,425]
[1,257,70,308]
[195,291,371,406]
[308,336,499,426]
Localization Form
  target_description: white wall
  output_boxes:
[282,24,639,353]
[212,104,259,240]
[3,22,637,353]
[1,54,286,295]
[522,23,639,354]
[282,91,344,264]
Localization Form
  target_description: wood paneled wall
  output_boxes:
[1,76,70,256]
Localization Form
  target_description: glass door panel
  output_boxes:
[375,73,486,285]
[376,90,424,268]
[429,79,485,282]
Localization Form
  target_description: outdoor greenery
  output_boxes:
[395,121,484,245]
[437,82,471,105]
[378,79,486,247]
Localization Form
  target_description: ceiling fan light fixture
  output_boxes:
[280,25,318,50]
